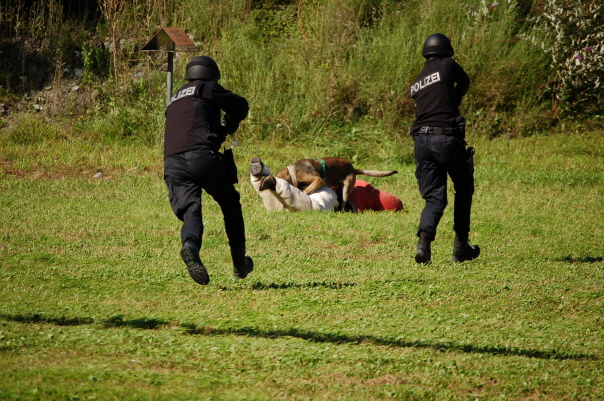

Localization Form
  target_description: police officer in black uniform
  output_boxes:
[164,55,253,285]
[409,33,480,264]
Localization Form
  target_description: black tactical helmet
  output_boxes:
[185,56,221,81]
[422,33,454,59]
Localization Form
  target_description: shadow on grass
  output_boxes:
[247,281,357,290]
[0,313,95,326]
[180,325,595,361]
[555,256,603,263]
[103,315,167,329]
[1,313,595,361]
[1,313,166,329]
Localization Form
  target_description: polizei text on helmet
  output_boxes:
[410,72,441,96]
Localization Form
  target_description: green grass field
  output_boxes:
[1,130,603,400]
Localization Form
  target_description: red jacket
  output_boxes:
[349,180,403,212]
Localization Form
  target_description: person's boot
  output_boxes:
[452,234,480,262]
[231,247,254,280]
[249,157,265,177]
[415,231,432,264]
[180,241,210,285]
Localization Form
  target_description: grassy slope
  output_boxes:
[0,130,603,400]
[1,0,554,140]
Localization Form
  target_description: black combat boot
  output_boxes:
[415,231,432,264]
[452,234,480,262]
[180,241,210,285]
[231,247,254,280]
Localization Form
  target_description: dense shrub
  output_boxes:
[523,0,604,115]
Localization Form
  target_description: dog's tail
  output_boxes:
[355,169,398,177]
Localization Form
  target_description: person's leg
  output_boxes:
[448,144,480,262]
[194,153,245,249]
[199,152,253,278]
[415,136,448,241]
[164,155,203,246]
[446,141,474,240]
[268,177,338,211]
[164,153,209,285]
[413,135,450,264]
[307,187,339,211]
[249,158,285,211]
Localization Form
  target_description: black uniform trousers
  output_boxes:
[413,133,474,241]
[164,149,245,250]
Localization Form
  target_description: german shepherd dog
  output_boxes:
[274,157,397,210]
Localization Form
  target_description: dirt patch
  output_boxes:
[363,374,408,386]
[0,159,95,180]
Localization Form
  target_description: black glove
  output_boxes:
[454,115,466,139]
[221,115,240,136]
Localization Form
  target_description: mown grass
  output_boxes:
[1,127,603,400]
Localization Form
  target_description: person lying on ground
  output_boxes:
[249,157,403,212]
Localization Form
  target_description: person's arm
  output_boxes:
[209,82,249,135]
[449,59,470,105]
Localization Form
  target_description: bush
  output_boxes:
[523,0,604,115]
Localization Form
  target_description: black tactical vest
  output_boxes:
[164,80,225,158]
[410,57,469,133]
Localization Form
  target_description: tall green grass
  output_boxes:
[210,0,551,139]
[1,0,569,143]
